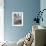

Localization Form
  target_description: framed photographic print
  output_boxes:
[12,12,23,26]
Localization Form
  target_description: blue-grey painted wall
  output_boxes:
[4,0,40,42]
[40,0,46,27]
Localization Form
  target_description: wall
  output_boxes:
[0,0,4,42]
[4,0,40,42]
[40,0,46,27]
